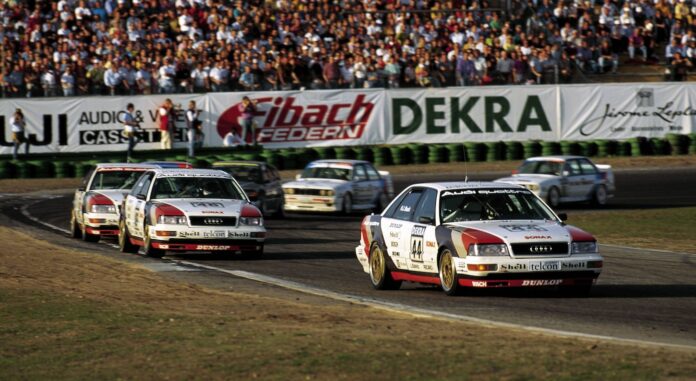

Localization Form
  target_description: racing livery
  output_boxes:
[355,182,603,296]
[212,161,284,217]
[282,160,393,214]
[119,168,265,258]
[495,156,615,208]
[70,163,161,242]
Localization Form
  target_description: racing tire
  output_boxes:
[81,221,100,243]
[143,225,165,258]
[369,243,401,290]
[592,185,608,207]
[70,212,82,239]
[438,249,461,296]
[547,187,561,209]
[560,284,592,298]
[342,193,353,215]
[118,220,139,254]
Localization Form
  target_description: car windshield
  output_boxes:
[91,170,145,190]
[440,188,557,223]
[218,165,262,183]
[150,177,245,200]
[517,160,563,176]
[300,166,352,181]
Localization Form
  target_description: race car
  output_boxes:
[494,156,615,208]
[70,163,162,242]
[212,161,284,217]
[118,168,265,258]
[355,182,603,296]
[282,160,394,214]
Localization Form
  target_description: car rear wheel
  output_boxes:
[70,212,82,239]
[439,249,461,296]
[342,193,353,215]
[369,244,401,290]
[592,185,608,207]
[547,187,560,209]
[118,220,139,254]
[81,221,100,243]
[143,225,165,258]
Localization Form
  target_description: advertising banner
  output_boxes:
[560,84,695,140]
[207,89,385,149]
[384,86,560,144]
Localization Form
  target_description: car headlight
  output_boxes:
[91,204,116,213]
[158,215,187,225]
[320,189,335,196]
[468,244,509,256]
[239,217,263,226]
[285,188,295,195]
[571,241,598,254]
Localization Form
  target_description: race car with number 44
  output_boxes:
[355,182,603,296]
[118,168,266,258]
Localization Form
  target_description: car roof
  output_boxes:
[525,155,587,161]
[151,168,232,178]
[212,161,265,167]
[307,159,370,166]
[95,163,159,170]
[409,181,526,191]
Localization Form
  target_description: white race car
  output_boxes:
[495,156,615,208]
[282,160,394,214]
[118,168,266,258]
[355,182,603,296]
[70,163,161,242]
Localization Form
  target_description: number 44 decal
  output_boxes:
[409,225,426,262]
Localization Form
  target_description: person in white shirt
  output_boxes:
[353,55,367,88]
[74,1,92,20]
[190,61,209,92]
[158,59,176,94]
[61,67,75,96]
[41,67,58,97]
[135,63,152,94]
[209,61,223,92]
[185,100,202,157]
[104,61,122,95]
[223,131,244,147]
[10,109,29,160]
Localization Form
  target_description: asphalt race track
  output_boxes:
[7,167,696,348]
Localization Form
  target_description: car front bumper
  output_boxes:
[284,194,340,212]
[148,224,265,251]
[82,212,120,235]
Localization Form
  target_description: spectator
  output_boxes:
[60,66,75,96]
[323,55,340,89]
[185,100,201,158]
[123,103,140,161]
[669,52,692,81]
[156,99,174,150]
[10,108,29,160]
[238,96,257,145]
[104,61,122,96]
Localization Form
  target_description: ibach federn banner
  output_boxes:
[1,84,695,155]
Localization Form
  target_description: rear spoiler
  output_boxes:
[378,171,395,199]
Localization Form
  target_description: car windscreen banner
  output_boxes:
[2,83,695,155]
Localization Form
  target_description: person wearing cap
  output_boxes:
[122,103,140,161]
[10,109,29,160]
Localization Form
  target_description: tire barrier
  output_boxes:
[2,135,696,179]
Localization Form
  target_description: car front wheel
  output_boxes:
[439,249,461,296]
[143,225,165,258]
[342,193,353,215]
[70,212,82,239]
[81,221,100,243]
[118,220,139,254]
[369,244,401,290]
[592,185,608,207]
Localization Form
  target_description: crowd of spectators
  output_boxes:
[1,0,695,99]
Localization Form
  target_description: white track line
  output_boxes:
[18,199,696,352]
[601,243,696,256]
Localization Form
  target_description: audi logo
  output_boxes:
[204,218,224,225]
[530,245,553,253]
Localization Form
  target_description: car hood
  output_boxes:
[445,220,573,244]
[90,189,129,207]
[152,198,252,217]
[282,179,346,190]
[495,174,557,185]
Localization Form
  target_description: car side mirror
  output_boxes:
[557,212,568,222]
[418,216,435,225]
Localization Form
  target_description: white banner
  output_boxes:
[560,84,695,140]
[207,89,385,149]
[2,83,695,156]
[384,86,559,144]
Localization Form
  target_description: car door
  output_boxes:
[364,164,384,207]
[351,164,370,205]
[263,165,282,209]
[407,188,438,274]
[380,188,423,270]
[576,158,600,199]
[125,172,154,238]
[562,159,584,198]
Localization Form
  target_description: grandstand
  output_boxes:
[0,0,693,99]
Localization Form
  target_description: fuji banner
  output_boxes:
[207,89,385,148]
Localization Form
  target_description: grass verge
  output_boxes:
[1,226,695,380]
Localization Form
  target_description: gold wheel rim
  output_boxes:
[440,251,454,290]
[370,246,384,284]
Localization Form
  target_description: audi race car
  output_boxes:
[119,168,265,258]
[494,156,615,208]
[70,163,164,242]
[282,160,394,214]
[212,161,284,217]
[355,182,603,296]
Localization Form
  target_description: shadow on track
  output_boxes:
[170,250,355,261]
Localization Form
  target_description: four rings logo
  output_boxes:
[530,245,553,253]
[204,218,224,225]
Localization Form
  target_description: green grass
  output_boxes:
[567,207,696,253]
